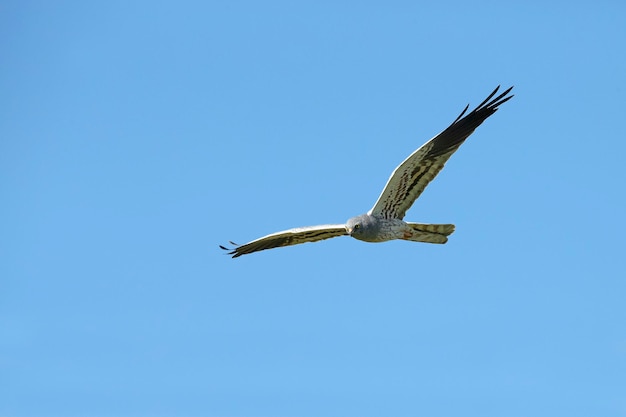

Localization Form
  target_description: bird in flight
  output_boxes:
[221,86,513,258]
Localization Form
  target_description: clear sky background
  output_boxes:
[2,1,626,416]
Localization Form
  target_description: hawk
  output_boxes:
[221,86,513,258]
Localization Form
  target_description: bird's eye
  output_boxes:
[354,224,360,229]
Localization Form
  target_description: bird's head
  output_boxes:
[346,214,378,241]
[345,216,361,236]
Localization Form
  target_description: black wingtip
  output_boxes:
[475,85,514,112]
[427,85,514,158]
[219,242,244,258]
[489,86,514,107]
[452,103,470,124]
[475,85,502,110]
[449,86,514,128]
[219,243,236,257]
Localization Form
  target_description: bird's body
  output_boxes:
[346,214,454,243]
[221,86,513,258]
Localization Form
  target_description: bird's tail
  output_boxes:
[403,223,455,244]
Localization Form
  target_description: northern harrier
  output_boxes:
[221,86,513,258]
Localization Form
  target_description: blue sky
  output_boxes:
[2,1,626,416]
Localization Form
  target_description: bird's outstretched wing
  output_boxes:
[220,224,348,258]
[368,86,513,220]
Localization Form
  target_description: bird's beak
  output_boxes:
[346,226,352,235]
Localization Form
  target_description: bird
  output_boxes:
[220,86,513,258]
